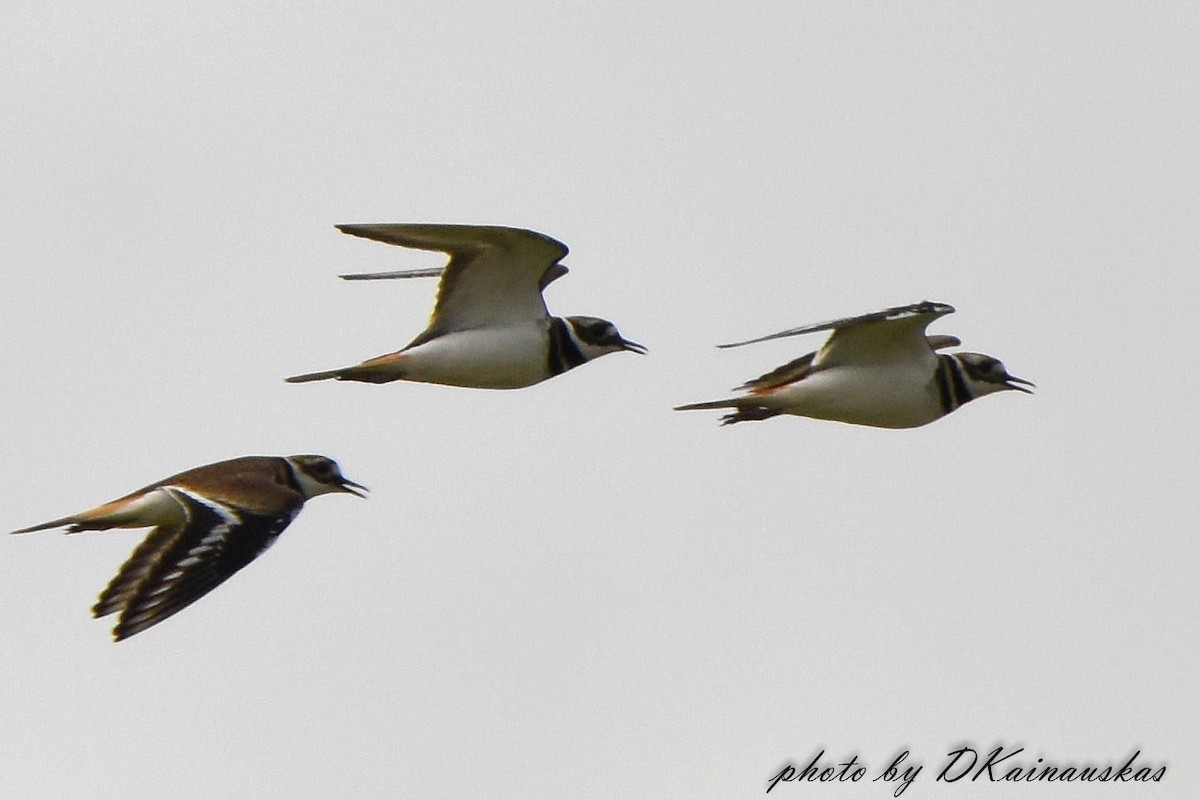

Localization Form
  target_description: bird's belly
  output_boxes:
[766,366,941,429]
[399,327,550,389]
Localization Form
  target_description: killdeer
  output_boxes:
[674,301,1032,428]
[285,224,646,388]
[10,455,366,641]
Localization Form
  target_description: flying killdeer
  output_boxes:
[10,455,366,641]
[285,224,646,388]
[674,301,1032,428]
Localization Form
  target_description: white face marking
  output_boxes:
[955,353,1029,398]
[287,457,345,499]
[566,316,644,359]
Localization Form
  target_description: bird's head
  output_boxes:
[956,353,1034,397]
[288,455,368,499]
[565,316,646,360]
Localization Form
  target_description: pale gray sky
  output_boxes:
[2,2,1197,798]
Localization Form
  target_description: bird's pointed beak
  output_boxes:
[621,338,647,355]
[339,478,369,497]
[1005,375,1035,394]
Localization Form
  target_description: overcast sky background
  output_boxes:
[2,3,1196,798]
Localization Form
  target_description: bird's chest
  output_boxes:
[783,362,943,428]
[400,325,550,389]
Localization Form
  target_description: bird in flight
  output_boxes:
[11,455,366,641]
[286,224,645,388]
[674,301,1031,428]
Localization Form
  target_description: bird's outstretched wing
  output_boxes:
[93,487,299,641]
[335,224,570,346]
[718,301,955,369]
[735,332,962,393]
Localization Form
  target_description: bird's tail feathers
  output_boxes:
[10,515,79,534]
[673,397,740,412]
[286,357,405,385]
[10,508,122,534]
[674,397,779,426]
[285,368,348,384]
